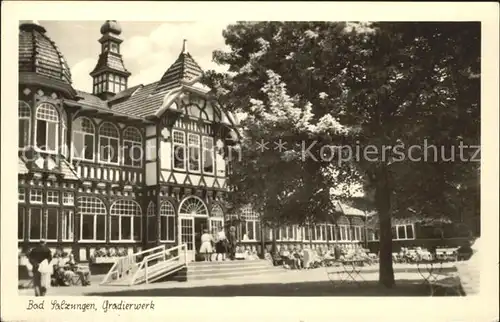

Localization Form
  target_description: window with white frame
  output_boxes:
[326,224,334,241]
[78,196,107,241]
[146,201,157,241]
[72,117,95,161]
[160,201,175,242]
[35,103,59,152]
[110,199,142,241]
[123,127,142,167]
[18,188,25,203]
[30,189,43,204]
[202,137,214,174]
[394,224,415,240]
[19,101,31,149]
[60,110,68,157]
[367,229,379,241]
[188,134,200,172]
[241,205,260,240]
[209,204,224,238]
[61,209,74,241]
[338,225,349,241]
[28,208,58,241]
[18,206,25,240]
[303,226,311,241]
[62,192,74,205]
[46,190,59,205]
[98,122,119,164]
[172,130,186,170]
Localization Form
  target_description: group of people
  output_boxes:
[24,240,91,296]
[199,226,238,262]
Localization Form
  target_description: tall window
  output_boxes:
[110,200,142,241]
[188,134,200,172]
[18,206,25,240]
[202,137,214,174]
[209,204,224,238]
[60,110,68,157]
[394,224,415,240]
[35,103,59,152]
[72,117,95,161]
[19,101,31,149]
[78,196,107,241]
[339,225,349,241]
[123,127,142,167]
[160,201,175,242]
[99,122,119,164]
[172,130,186,170]
[61,210,74,241]
[28,208,58,241]
[146,202,157,241]
[241,205,260,241]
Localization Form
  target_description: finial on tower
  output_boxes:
[182,39,188,54]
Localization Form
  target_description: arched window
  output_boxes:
[72,117,95,161]
[241,205,260,241]
[123,127,142,167]
[78,196,107,241]
[98,122,119,164]
[35,103,59,152]
[209,204,224,237]
[160,201,175,241]
[110,199,142,241]
[19,101,31,149]
[146,201,156,241]
[179,196,208,216]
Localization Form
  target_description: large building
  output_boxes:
[17,20,369,263]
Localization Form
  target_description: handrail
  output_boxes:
[101,245,166,285]
[129,244,188,285]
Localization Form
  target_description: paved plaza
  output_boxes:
[19,263,457,297]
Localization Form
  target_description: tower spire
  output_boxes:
[182,39,188,54]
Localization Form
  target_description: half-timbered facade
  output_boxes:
[18,20,369,263]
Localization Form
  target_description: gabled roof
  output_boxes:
[154,51,204,93]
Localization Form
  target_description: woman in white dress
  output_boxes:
[199,229,213,262]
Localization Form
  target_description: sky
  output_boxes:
[40,21,232,93]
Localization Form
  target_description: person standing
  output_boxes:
[199,229,214,262]
[28,240,52,296]
[228,226,237,260]
[215,227,227,261]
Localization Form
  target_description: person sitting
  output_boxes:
[235,246,246,260]
[290,247,303,269]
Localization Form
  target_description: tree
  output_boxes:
[206,21,480,287]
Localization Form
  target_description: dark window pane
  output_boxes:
[47,122,57,151]
[327,226,333,241]
[149,216,157,241]
[121,216,132,240]
[173,145,185,169]
[406,225,414,239]
[29,208,42,240]
[189,146,200,171]
[160,216,167,241]
[133,216,141,240]
[123,141,133,166]
[19,119,29,148]
[84,135,94,160]
[167,216,175,241]
[248,222,254,239]
[81,215,94,240]
[256,222,261,240]
[391,226,397,240]
[99,137,108,162]
[46,208,58,240]
[110,138,119,163]
[96,215,106,240]
[36,120,47,149]
[110,216,119,240]
[397,226,406,239]
[18,207,25,240]
[304,227,310,240]
[132,143,142,167]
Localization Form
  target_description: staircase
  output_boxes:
[100,244,188,286]
[171,259,281,282]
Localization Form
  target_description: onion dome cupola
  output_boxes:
[90,20,131,100]
[154,39,204,93]
[19,20,76,97]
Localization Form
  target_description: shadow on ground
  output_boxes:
[85,279,440,297]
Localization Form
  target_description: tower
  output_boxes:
[90,20,131,100]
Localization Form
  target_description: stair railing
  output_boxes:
[100,245,166,285]
[129,243,188,285]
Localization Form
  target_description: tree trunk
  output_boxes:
[271,225,277,253]
[375,165,395,288]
